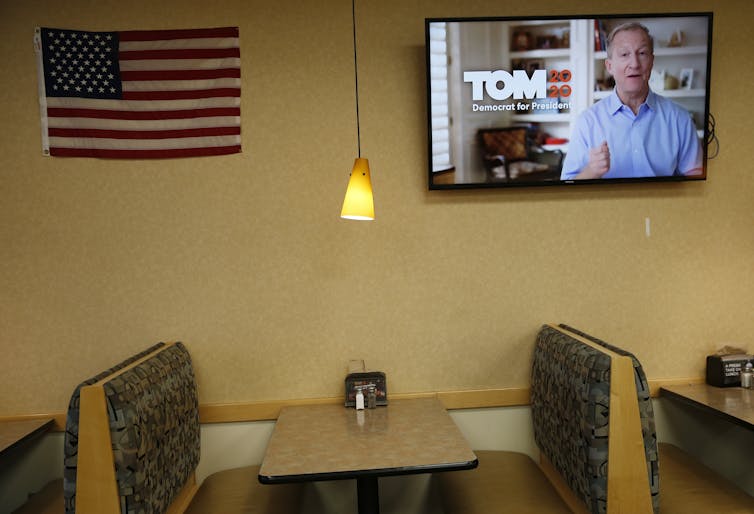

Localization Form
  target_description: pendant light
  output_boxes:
[340,0,374,221]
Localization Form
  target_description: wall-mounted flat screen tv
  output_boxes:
[425,12,713,189]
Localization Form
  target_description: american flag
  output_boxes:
[34,26,241,159]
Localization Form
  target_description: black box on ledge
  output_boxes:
[706,354,752,387]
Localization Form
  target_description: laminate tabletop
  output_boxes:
[660,383,753,430]
[260,397,477,481]
[258,397,477,514]
[0,418,54,457]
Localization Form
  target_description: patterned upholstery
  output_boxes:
[530,325,611,514]
[104,343,200,514]
[531,325,661,514]
[64,343,165,514]
[63,342,200,514]
[559,324,660,514]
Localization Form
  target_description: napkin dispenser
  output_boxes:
[706,354,752,387]
[345,371,387,407]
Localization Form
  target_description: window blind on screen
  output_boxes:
[428,23,453,172]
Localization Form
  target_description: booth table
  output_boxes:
[660,383,753,431]
[258,397,478,514]
[0,418,54,458]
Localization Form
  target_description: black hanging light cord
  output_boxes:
[352,0,361,158]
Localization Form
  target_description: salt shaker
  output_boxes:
[741,361,753,389]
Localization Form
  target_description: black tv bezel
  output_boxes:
[424,11,714,190]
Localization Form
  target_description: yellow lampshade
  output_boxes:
[340,157,374,220]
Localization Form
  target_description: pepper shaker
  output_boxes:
[367,385,377,408]
[741,361,753,389]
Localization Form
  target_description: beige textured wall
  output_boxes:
[1,0,752,415]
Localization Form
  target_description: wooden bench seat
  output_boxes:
[657,442,752,513]
[12,479,63,514]
[14,470,304,514]
[185,465,304,514]
[438,450,571,513]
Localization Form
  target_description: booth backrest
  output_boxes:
[65,342,200,514]
[558,324,660,510]
[530,324,658,514]
[64,343,165,514]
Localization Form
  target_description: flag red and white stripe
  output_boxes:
[34,26,241,159]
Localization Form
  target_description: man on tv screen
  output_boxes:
[560,22,703,180]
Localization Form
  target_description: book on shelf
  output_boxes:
[594,19,607,52]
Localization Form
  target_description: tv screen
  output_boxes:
[425,12,713,189]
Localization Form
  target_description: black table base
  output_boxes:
[357,476,379,514]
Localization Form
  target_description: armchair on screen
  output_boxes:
[478,126,563,182]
